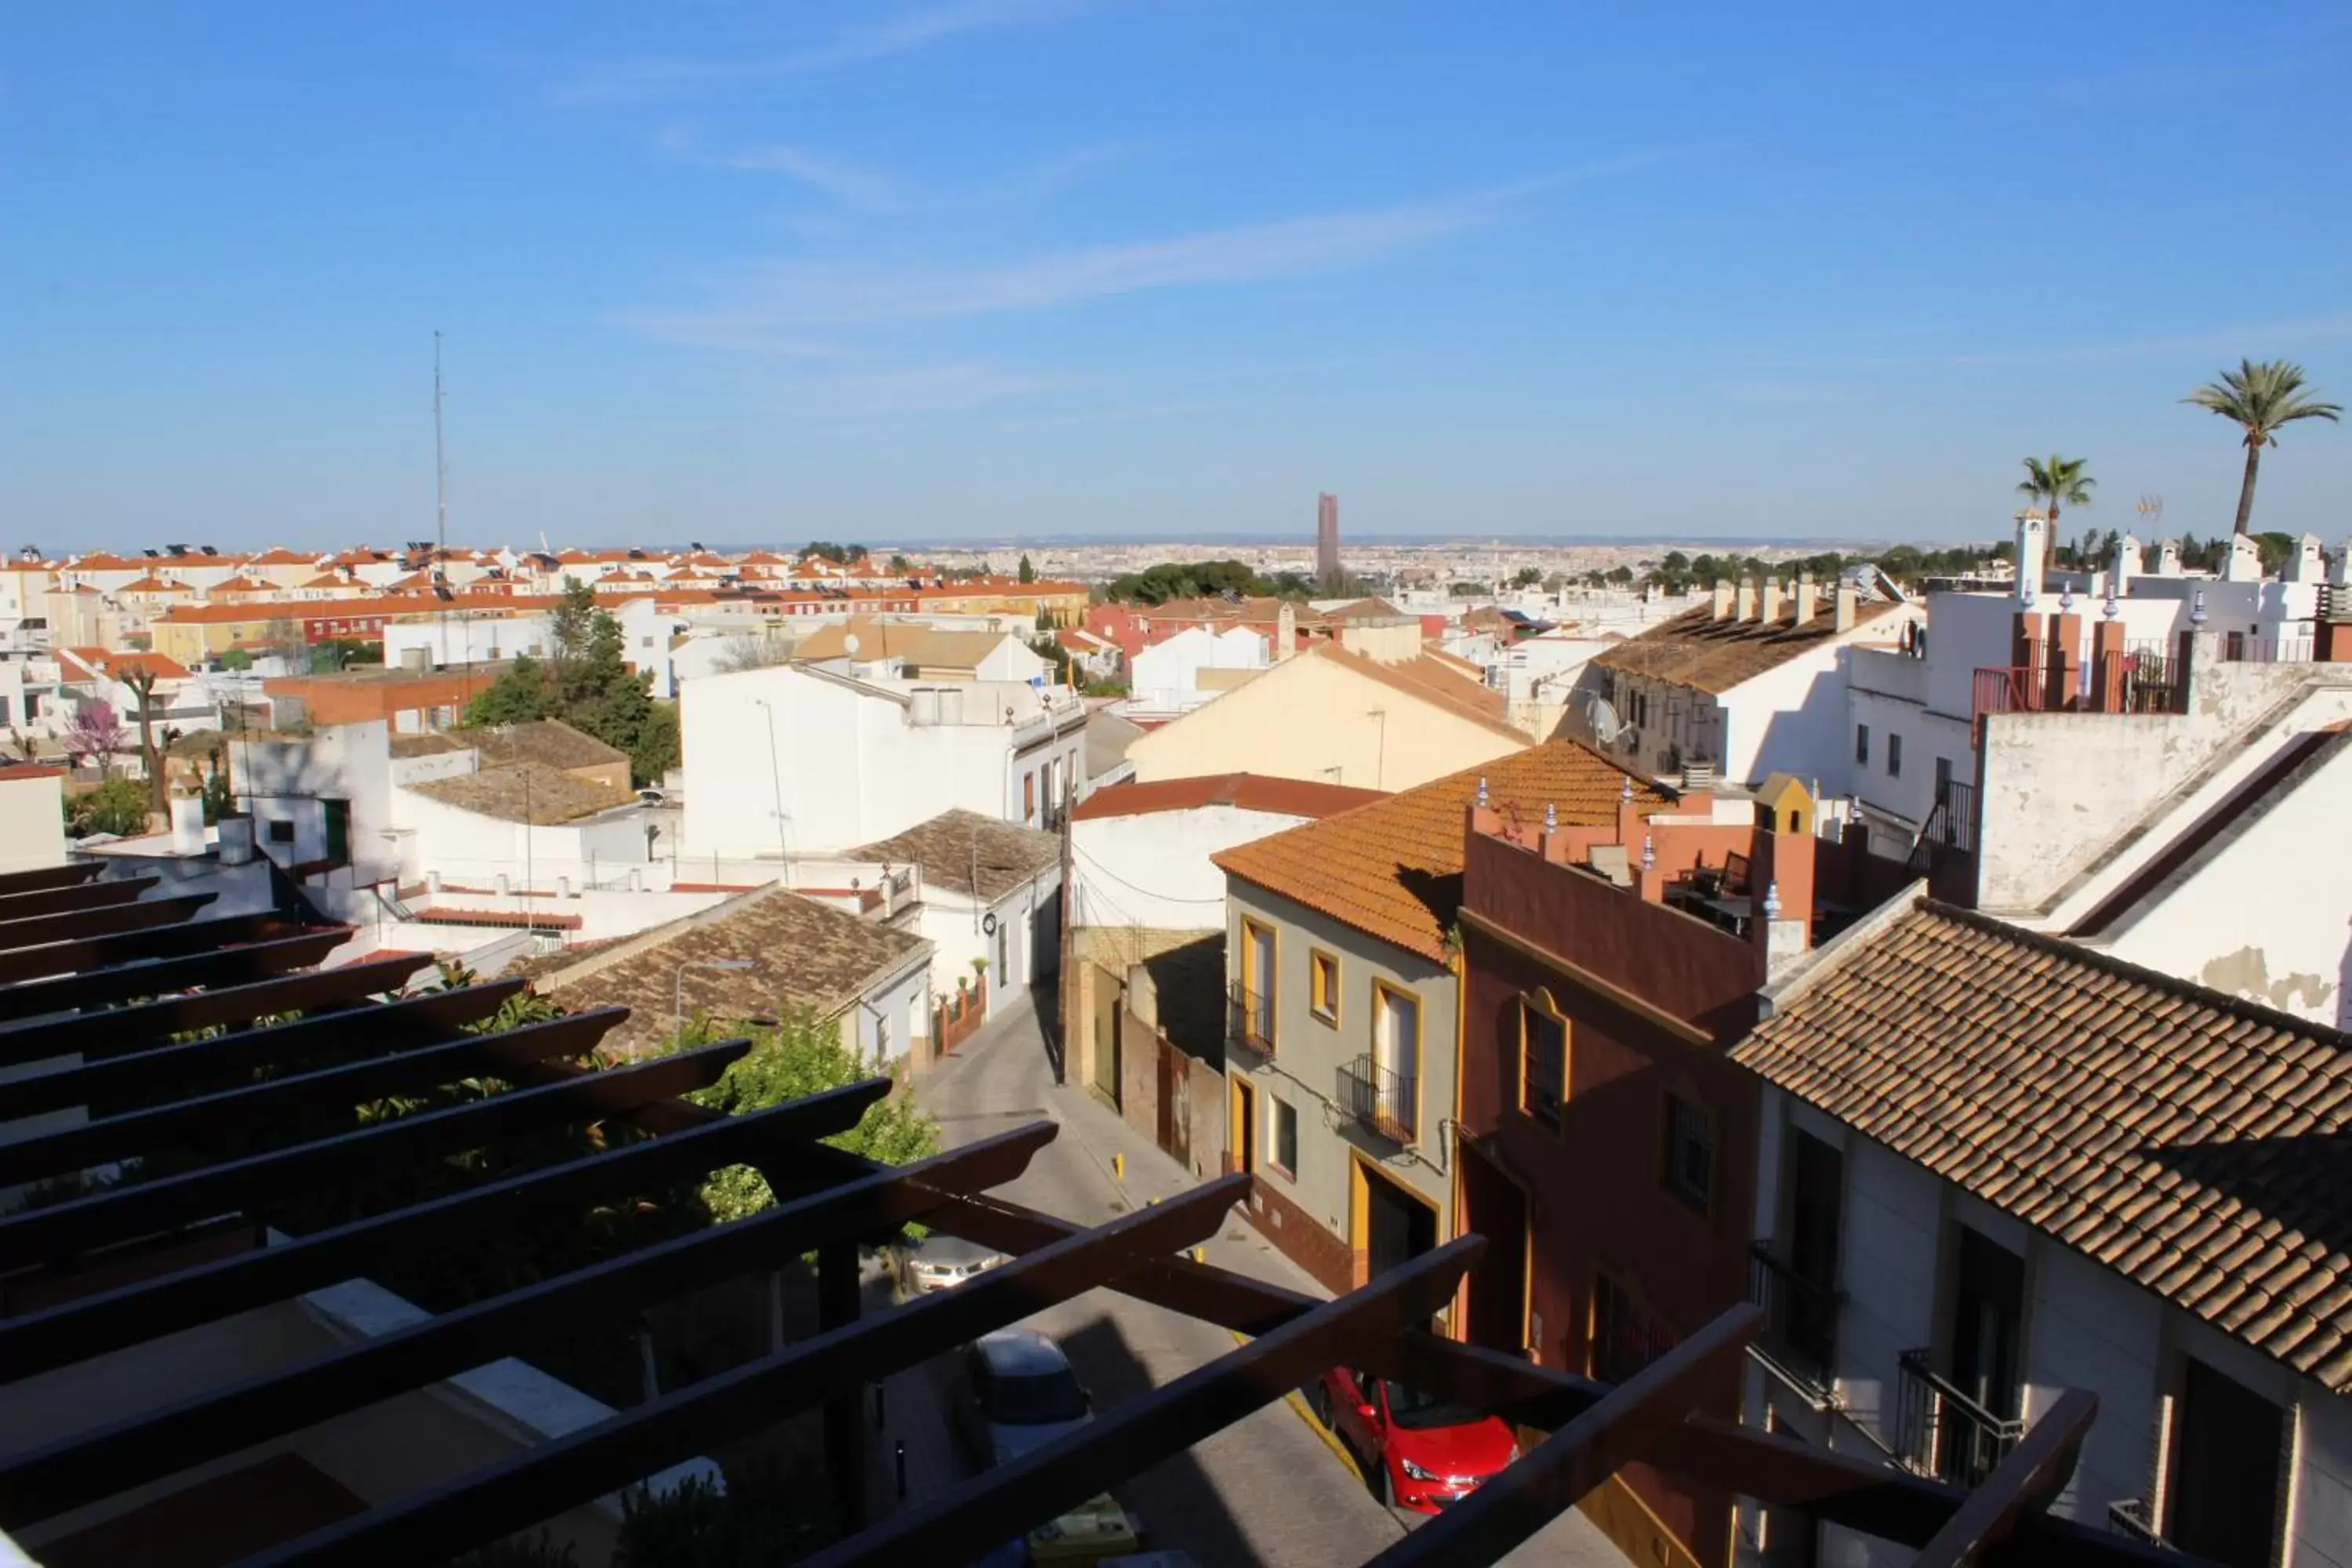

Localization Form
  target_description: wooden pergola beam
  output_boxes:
[1911,1389,2097,1568]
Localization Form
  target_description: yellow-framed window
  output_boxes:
[1308,949,1341,1025]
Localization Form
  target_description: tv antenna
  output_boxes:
[2136,494,2164,537]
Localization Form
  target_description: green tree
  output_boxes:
[2185,358,2342,536]
[463,654,557,726]
[666,1011,938,1222]
[1510,566,1543,589]
[801,541,868,564]
[68,776,151,837]
[2016,454,2096,536]
[217,646,252,672]
[887,553,912,573]
[1017,553,1036,583]
[547,578,597,677]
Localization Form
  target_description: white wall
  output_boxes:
[382,613,553,671]
[390,786,651,892]
[909,867,1060,1021]
[0,775,64,872]
[1072,804,1312,932]
[851,957,932,1065]
[1131,626,1268,713]
[233,720,394,876]
[2096,732,2352,1025]
[679,666,1081,858]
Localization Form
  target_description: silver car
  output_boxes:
[956,1327,1091,1466]
[893,1232,1007,1295]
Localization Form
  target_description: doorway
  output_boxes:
[1354,1159,1438,1284]
[1458,1140,1527,1353]
[2166,1356,2285,1567]
[1229,1078,1257,1178]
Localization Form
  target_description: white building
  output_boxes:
[1570,575,1922,791]
[677,663,1086,862]
[1733,896,2352,1568]
[848,808,1062,1025]
[1125,625,1268,720]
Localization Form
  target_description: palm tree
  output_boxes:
[2016,454,2096,535]
[2185,359,2342,536]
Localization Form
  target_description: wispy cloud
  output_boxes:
[552,0,1104,105]
[759,359,1076,421]
[655,128,1133,216]
[630,154,1674,341]
[1745,314,2352,376]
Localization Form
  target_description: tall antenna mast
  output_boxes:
[434,331,450,668]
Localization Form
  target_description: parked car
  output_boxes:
[887,1232,1007,1297]
[1026,1491,1142,1565]
[956,1327,1092,1466]
[1309,1367,1517,1513]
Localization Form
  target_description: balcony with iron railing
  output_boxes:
[2107,1497,2160,1543]
[1338,1054,1418,1144]
[1226,980,1275,1056]
[1893,1348,2023,1487]
[1747,1243,1839,1399]
[1926,778,1976,855]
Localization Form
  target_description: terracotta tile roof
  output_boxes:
[1733,899,2352,1392]
[526,885,930,1056]
[1071,772,1386,823]
[1324,597,1408,622]
[461,718,628,773]
[849,808,1060,902]
[60,648,194,683]
[406,761,634,824]
[1310,642,1523,742]
[1213,740,1668,962]
[1591,600,1900,694]
[792,617,1011,670]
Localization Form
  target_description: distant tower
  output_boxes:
[1316,492,1341,588]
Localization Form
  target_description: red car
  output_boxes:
[1309,1367,1518,1513]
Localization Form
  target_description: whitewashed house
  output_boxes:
[1733,896,2352,1568]
[848,808,1062,1025]
[677,663,1085,862]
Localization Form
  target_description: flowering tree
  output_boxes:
[63,702,127,775]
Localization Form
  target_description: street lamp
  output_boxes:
[674,957,755,1040]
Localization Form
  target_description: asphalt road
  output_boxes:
[909,995,1627,1567]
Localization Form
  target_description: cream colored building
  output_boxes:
[0,765,67,871]
[1126,632,1531,793]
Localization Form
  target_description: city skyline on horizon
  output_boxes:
[5,4,2347,548]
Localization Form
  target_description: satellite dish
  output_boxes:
[844,633,861,656]
[1584,696,1624,743]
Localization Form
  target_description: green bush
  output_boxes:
[68,777,151,837]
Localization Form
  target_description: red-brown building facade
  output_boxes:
[1453,778,1822,1568]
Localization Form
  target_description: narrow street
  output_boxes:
[893,994,1627,1566]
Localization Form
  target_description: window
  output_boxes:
[2165,1354,2286,1566]
[1886,732,1904,779]
[1309,950,1341,1025]
[1661,1092,1715,1213]
[1519,995,1566,1133]
[1022,771,1036,824]
[1270,1096,1298,1178]
[1588,1272,1676,1384]
[265,818,296,845]
[1239,919,1276,1050]
[1373,982,1422,1142]
[1854,724,1870,765]
[1934,754,1954,801]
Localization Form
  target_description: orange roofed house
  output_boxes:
[1209,741,1671,1305]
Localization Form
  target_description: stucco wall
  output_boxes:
[1128,654,1525,791]
[1976,655,2352,914]
[1224,881,1457,1271]
[1073,804,1310,933]
[2097,734,2352,1025]
[0,775,65,873]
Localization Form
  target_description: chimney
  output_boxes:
[2155,538,2183,577]
[2223,532,2263,584]
[2335,539,2352,589]
[2014,511,2048,609]
[1711,579,1733,620]
[1794,572,1817,626]
[1760,579,1784,626]
[2288,533,2325,583]
[1833,580,1857,633]
[1749,793,1816,975]
[1734,579,1756,622]
[2111,535,2140,598]
[1276,601,1295,662]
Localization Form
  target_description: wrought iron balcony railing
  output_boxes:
[1748,1242,1839,1397]
[1893,1348,2023,1487]
[1338,1053,1418,1143]
[1226,980,1275,1055]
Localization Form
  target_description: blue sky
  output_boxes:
[4,2,2348,549]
